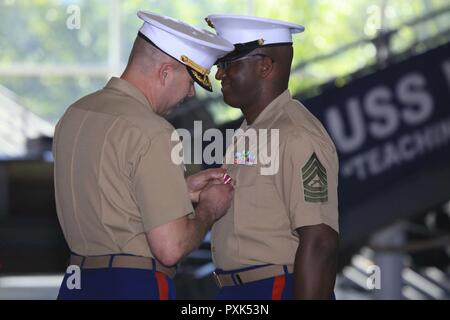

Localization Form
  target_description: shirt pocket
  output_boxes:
[234,181,292,264]
[235,164,270,187]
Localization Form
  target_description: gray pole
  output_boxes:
[371,222,406,300]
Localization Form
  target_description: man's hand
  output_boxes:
[197,183,234,222]
[186,168,226,203]
[147,181,233,267]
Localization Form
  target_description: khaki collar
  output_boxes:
[242,89,291,130]
[104,77,152,111]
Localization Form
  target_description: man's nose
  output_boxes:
[215,67,225,80]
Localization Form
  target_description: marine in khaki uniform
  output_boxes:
[206,14,339,300]
[53,11,234,300]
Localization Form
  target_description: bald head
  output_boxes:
[124,36,179,76]
[121,36,195,115]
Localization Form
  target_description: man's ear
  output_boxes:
[259,56,274,79]
[158,63,173,86]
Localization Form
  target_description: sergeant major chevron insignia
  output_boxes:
[301,152,328,203]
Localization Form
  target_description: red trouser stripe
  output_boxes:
[271,275,286,300]
[155,272,169,300]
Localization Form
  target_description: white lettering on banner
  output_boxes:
[326,72,435,154]
[397,73,434,125]
[364,86,399,139]
[326,98,366,153]
[341,116,450,180]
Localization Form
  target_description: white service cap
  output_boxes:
[138,11,234,91]
[205,14,305,62]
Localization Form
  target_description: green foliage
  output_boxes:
[0,0,448,124]
[0,0,109,63]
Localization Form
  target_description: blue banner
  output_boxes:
[299,42,450,210]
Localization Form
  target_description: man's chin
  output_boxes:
[163,105,178,116]
[165,99,186,115]
[222,95,240,109]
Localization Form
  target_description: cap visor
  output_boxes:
[216,47,256,64]
[186,67,212,92]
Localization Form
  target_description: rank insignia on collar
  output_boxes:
[302,152,328,203]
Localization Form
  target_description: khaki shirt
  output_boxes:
[212,90,339,270]
[53,77,193,258]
